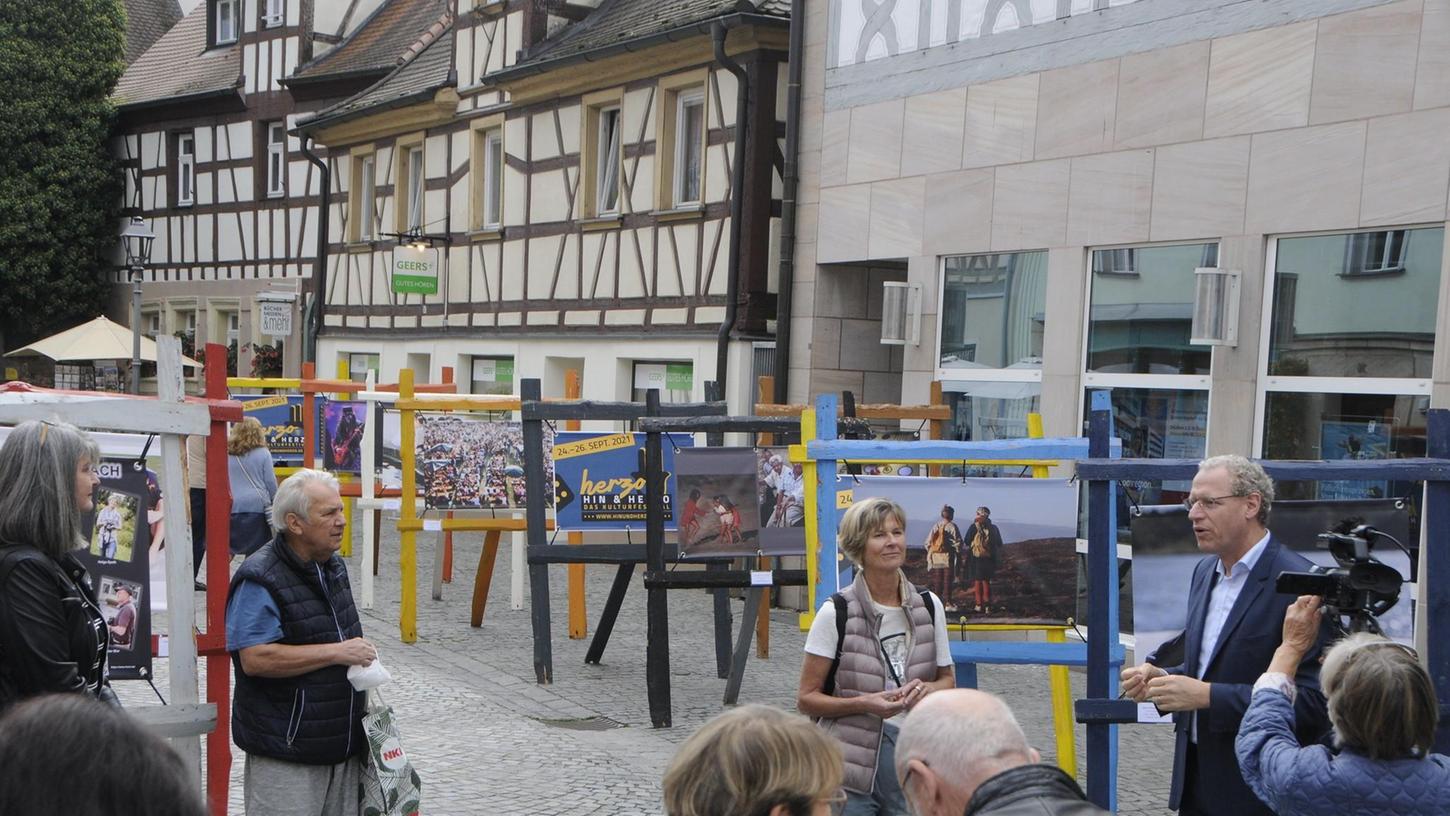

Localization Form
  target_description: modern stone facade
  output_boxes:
[795,0,1450,472]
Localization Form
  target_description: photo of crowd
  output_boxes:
[416,414,554,510]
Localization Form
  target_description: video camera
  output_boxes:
[1275,522,1407,635]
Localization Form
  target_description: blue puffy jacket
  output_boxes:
[1236,686,1450,815]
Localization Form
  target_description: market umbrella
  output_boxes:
[4,316,202,367]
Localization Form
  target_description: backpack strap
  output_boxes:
[919,589,936,626]
[822,592,847,697]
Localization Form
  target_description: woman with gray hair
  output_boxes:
[797,497,955,815]
[1235,595,1450,814]
[0,420,119,710]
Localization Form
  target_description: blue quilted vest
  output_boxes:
[228,535,365,765]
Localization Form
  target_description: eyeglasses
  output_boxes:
[1182,494,1244,512]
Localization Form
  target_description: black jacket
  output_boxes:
[964,764,1107,816]
[229,534,365,765]
[0,545,115,711]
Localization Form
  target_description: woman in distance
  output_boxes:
[227,417,278,558]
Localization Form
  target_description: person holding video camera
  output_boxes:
[1235,595,1450,815]
[1119,454,1331,816]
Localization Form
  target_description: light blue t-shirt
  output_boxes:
[226,580,283,651]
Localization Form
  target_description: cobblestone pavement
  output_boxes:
[120,520,1177,815]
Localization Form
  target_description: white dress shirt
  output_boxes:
[1191,530,1270,741]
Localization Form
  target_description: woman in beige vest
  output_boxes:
[797,497,956,815]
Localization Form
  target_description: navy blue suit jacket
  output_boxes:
[1149,536,1331,815]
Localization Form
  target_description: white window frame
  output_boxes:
[1343,229,1409,277]
[405,146,424,232]
[595,106,622,216]
[1252,231,1436,456]
[672,92,705,207]
[355,154,376,241]
[262,0,284,27]
[482,129,502,229]
[1077,240,1218,453]
[215,0,238,44]
[176,133,195,206]
[266,122,286,198]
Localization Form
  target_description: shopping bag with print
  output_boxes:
[360,690,422,816]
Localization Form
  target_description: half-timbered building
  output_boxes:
[112,0,450,383]
[298,0,791,406]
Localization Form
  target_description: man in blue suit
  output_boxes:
[1121,454,1330,815]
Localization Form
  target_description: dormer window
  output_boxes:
[214,0,239,45]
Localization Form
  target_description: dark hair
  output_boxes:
[0,694,206,816]
[941,505,954,520]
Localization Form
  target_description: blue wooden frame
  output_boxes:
[806,392,1128,806]
[808,392,1450,811]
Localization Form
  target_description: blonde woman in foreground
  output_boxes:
[663,704,845,816]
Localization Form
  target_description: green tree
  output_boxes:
[0,0,125,351]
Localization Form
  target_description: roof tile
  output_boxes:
[114,7,240,109]
[292,0,450,81]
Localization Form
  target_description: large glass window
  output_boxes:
[938,251,1047,372]
[1267,227,1442,379]
[1086,243,1217,375]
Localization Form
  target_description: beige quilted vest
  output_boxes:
[820,571,939,794]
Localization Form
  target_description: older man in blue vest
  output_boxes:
[227,469,376,816]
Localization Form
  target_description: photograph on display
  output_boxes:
[416,414,554,510]
[98,576,143,652]
[77,459,153,680]
[849,476,1080,624]
[235,395,306,464]
[675,448,764,557]
[756,448,806,554]
[378,409,403,488]
[322,400,368,474]
[89,487,140,563]
[552,432,693,531]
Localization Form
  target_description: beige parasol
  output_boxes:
[4,315,203,367]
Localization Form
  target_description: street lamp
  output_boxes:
[120,216,155,394]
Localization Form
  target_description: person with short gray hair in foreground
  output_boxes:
[895,689,1105,816]
[1234,595,1450,815]
[227,468,376,816]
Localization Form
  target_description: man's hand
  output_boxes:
[1145,674,1212,712]
[333,637,377,667]
[1120,663,1166,703]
